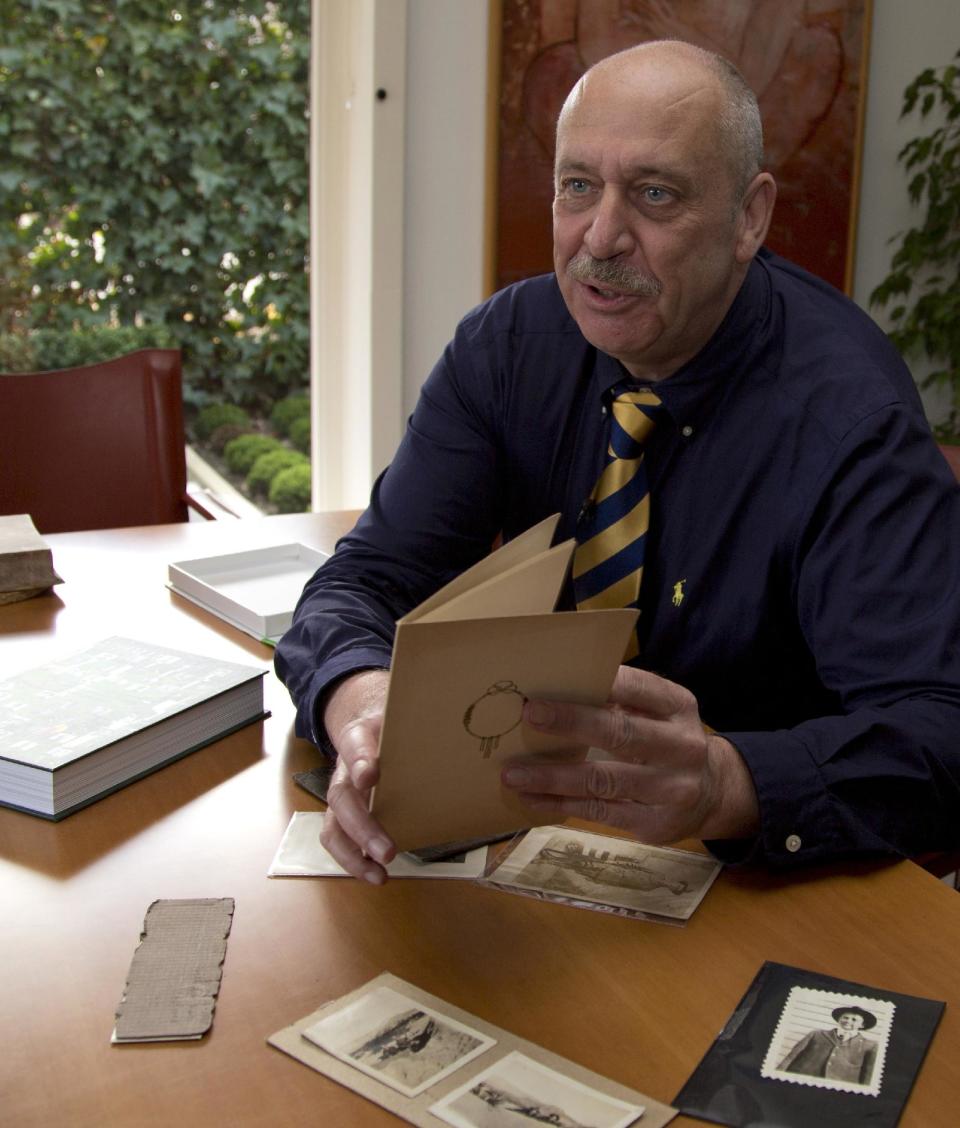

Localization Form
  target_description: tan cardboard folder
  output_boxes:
[371,516,638,852]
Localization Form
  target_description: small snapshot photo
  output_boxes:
[484,825,721,921]
[429,1050,644,1128]
[761,985,895,1097]
[301,983,495,1098]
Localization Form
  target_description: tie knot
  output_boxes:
[610,389,662,450]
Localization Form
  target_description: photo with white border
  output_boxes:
[761,984,894,1097]
[485,825,721,920]
[429,1050,645,1128]
[301,983,495,1098]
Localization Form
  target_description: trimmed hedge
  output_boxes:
[269,393,310,437]
[288,414,311,454]
[269,462,312,512]
[247,448,309,497]
[194,403,251,441]
[223,433,284,476]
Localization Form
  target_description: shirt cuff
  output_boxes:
[718,729,843,866]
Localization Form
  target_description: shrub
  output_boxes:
[207,421,254,455]
[269,462,312,512]
[194,403,251,441]
[269,393,310,437]
[247,448,309,497]
[288,414,311,454]
[0,325,176,373]
[223,433,284,475]
[0,333,37,372]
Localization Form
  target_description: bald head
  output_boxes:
[558,40,764,200]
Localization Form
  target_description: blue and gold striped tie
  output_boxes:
[573,387,662,661]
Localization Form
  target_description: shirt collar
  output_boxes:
[594,255,773,432]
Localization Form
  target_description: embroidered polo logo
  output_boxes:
[672,579,687,607]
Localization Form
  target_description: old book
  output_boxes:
[370,515,638,852]
[0,513,62,604]
[0,636,267,819]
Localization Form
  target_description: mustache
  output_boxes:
[566,253,662,297]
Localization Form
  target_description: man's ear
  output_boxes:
[735,172,777,264]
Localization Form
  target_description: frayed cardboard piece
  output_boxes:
[112,897,235,1043]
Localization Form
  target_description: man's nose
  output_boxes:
[583,189,634,259]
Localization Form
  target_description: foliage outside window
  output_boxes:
[870,48,960,439]
[0,0,310,410]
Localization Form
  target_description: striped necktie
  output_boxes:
[573,387,662,661]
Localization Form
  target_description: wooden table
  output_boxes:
[2,513,959,1126]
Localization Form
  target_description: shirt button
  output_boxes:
[681,425,694,438]
[785,834,802,853]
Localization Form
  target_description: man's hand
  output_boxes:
[320,669,395,884]
[501,665,759,845]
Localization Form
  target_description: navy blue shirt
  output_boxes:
[276,249,960,867]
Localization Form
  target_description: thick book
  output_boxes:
[0,636,267,820]
[0,513,62,605]
[370,516,638,852]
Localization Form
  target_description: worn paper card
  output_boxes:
[112,897,235,1043]
[268,971,676,1127]
[268,812,488,879]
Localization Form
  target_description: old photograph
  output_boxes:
[762,984,895,1097]
[301,983,495,1098]
[430,1051,644,1128]
[484,825,721,920]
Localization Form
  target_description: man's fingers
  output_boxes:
[320,810,390,885]
[336,715,382,790]
[325,763,396,867]
[523,695,701,763]
[503,758,698,808]
[608,664,697,716]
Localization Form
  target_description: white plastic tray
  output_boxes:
[168,543,328,643]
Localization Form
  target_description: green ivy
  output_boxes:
[0,324,175,372]
[871,48,960,437]
[0,0,309,409]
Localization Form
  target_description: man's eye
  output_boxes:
[642,185,671,204]
[562,178,591,194]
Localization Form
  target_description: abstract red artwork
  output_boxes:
[495,0,870,294]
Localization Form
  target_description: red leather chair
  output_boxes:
[939,441,960,481]
[0,348,218,534]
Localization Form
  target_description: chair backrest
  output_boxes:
[0,348,189,534]
[938,443,960,483]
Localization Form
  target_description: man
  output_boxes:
[275,40,960,884]
[778,1006,879,1086]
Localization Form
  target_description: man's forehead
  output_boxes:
[564,66,720,129]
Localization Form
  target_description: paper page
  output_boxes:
[372,608,637,852]
[400,514,560,624]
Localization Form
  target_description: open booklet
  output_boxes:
[370,515,638,852]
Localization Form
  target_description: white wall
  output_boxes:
[402,0,490,417]
[851,0,960,424]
